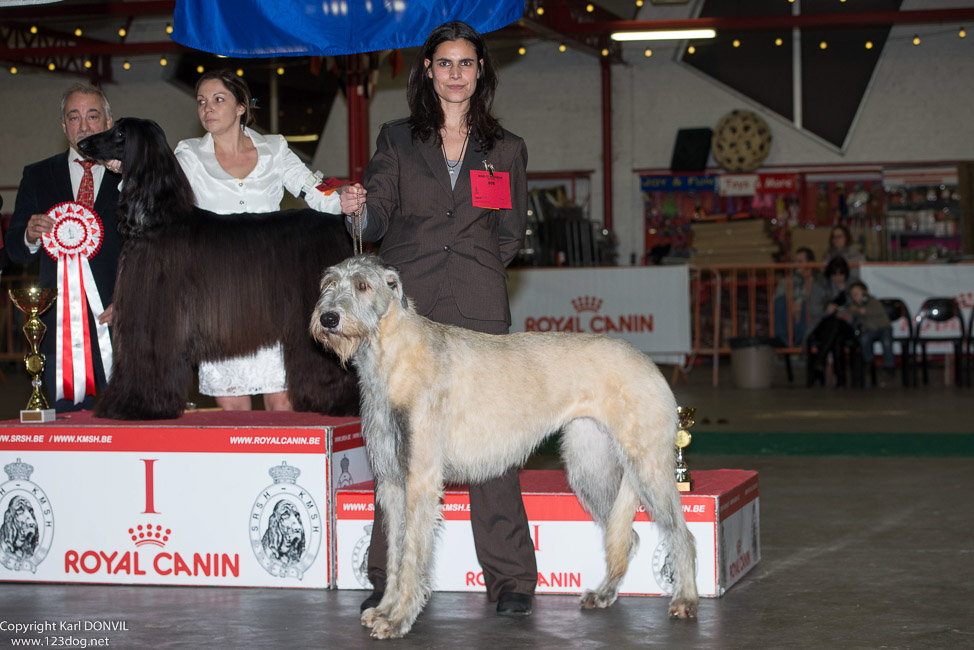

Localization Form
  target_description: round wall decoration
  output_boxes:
[711,110,772,172]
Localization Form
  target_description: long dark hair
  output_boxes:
[406,21,502,151]
[195,69,256,127]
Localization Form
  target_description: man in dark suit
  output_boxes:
[5,83,122,412]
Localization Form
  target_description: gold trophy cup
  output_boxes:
[8,287,58,423]
[675,406,695,492]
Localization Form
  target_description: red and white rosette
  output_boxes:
[41,201,112,405]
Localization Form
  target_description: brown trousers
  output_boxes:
[366,468,538,600]
[365,283,538,600]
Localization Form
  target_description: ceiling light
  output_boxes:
[558,43,567,53]
[644,48,652,57]
[687,45,696,54]
[601,48,609,56]
[47,62,55,70]
[197,65,204,73]
[913,34,920,45]
[865,41,874,50]
[775,37,783,46]
[586,4,594,12]
[732,39,740,48]
[160,57,168,66]
[74,27,82,37]
[10,66,17,74]
[277,67,285,75]
[118,27,127,37]
[959,27,967,38]
[166,23,174,35]
[123,61,131,70]
[518,46,526,55]
[611,29,716,42]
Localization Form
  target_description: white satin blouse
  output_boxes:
[174,128,341,215]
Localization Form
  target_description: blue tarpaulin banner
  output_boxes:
[172,0,526,57]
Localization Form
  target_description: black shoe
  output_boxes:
[496,592,533,617]
[360,590,383,612]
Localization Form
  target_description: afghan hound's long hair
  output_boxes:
[78,117,358,420]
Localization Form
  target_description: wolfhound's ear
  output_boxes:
[383,266,408,309]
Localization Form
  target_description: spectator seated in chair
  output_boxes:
[805,256,861,387]
[847,281,896,387]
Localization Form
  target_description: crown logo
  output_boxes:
[269,461,301,484]
[129,523,171,547]
[571,296,603,313]
[4,458,34,482]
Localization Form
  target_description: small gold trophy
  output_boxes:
[8,287,58,423]
[675,406,695,492]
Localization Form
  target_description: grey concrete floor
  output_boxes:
[1,359,972,649]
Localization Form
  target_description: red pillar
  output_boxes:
[345,55,370,184]
[601,56,613,231]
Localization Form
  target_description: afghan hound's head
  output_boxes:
[78,117,195,239]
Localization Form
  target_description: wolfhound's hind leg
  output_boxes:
[561,418,640,609]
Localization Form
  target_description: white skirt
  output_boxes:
[198,342,287,397]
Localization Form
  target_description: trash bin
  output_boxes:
[729,337,777,389]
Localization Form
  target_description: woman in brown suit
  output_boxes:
[341,21,535,616]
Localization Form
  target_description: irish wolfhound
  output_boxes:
[310,255,698,639]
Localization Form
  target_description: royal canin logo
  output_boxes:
[524,296,654,334]
[63,525,240,578]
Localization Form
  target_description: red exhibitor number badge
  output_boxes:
[470,170,512,210]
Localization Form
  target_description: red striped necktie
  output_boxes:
[75,158,96,209]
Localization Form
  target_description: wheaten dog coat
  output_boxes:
[310,255,698,639]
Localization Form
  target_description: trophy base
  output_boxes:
[676,480,693,493]
[21,408,56,423]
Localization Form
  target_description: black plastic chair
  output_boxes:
[912,297,965,387]
[880,298,913,387]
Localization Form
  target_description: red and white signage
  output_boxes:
[718,173,798,196]
[0,411,368,588]
[507,266,690,365]
[336,470,760,598]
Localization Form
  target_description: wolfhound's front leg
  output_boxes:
[370,466,444,639]
[361,479,405,629]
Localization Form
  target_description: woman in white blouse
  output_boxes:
[175,69,343,412]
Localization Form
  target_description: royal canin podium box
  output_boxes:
[0,411,371,589]
[336,469,759,598]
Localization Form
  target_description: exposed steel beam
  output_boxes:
[555,8,974,36]
[0,2,175,20]
[0,41,185,58]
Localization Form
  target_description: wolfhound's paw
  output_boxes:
[360,607,380,628]
[580,589,617,609]
[370,617,409,639]
[668,598,699,619]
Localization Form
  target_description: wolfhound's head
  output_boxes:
[78,117,195,239]
[310,255,410,365]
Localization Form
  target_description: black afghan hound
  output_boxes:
[78,117,358,420]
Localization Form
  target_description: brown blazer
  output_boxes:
[358,118,528,325]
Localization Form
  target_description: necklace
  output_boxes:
[441,130,470,176]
